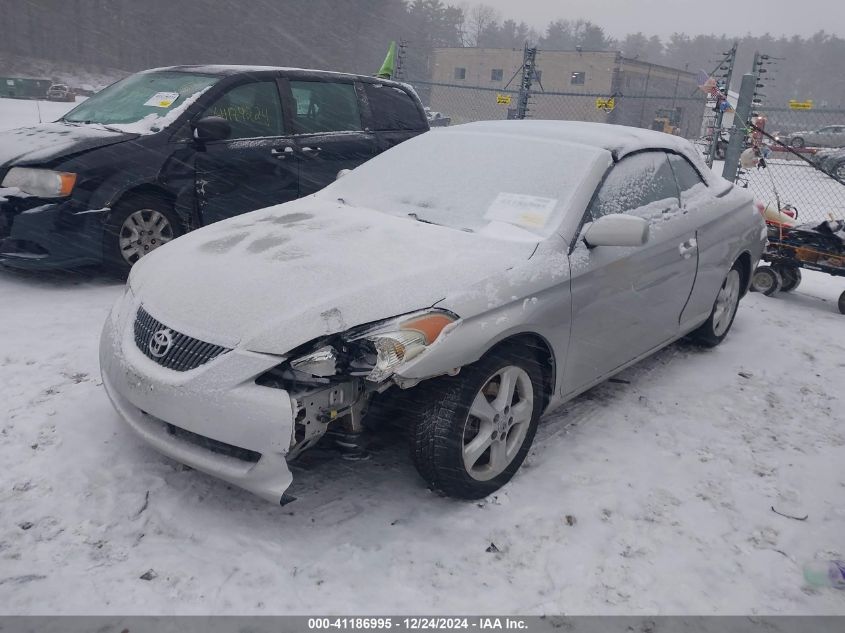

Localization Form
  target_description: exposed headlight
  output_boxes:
[1,167,77,197]
[364,311,457,382]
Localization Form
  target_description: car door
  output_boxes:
[564,151,699,395]
[286,79,378,196]
[828,126,845,148]
[361,81,428,152]
[193,78,299,225]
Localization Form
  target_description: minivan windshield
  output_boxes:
[63,71,218,130]
[324,129,606,239]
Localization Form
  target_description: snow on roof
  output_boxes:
[451,120,724,189]
[142,65,403,85]
[456,120,689,157]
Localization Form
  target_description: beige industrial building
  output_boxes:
[425,48,705,138]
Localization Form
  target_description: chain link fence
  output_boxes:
[406,79,707,142]
[733,107,845,224]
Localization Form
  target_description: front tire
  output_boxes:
[690,265,743,347]
[791,137,805,149]
[103,194,182,276]
[838,290,845,315]
[410,346,544,499]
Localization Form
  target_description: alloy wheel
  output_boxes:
[462,365,534,481]
[712,269,741,337]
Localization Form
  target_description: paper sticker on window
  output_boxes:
[144,92,180,108]
[484,193,557,229]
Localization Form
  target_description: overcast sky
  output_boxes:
[478,0,844,40]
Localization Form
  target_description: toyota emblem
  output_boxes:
[148,328,174,358]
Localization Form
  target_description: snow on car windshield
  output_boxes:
[62,71,217,133]
[324,129,609,238]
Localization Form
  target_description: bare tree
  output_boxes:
[466,3,500,47]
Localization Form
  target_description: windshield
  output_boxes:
[63,70,218,129]
[324,129,605,239]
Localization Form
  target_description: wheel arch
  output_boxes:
[482,331,557,413]
[734,250,752,296]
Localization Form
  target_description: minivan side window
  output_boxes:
[202,81,284,139]
[588,151,680,220]
[290,81,362,134]
[363,83,424,131]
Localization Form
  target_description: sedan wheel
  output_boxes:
[690,263,744,347]
[712,269,741,337]
[462,366,534,481]
[410,345,543,499]
[835,163,845,181]
[791,137,805,149]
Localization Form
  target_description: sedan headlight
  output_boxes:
[282,310,459,386]
[364,311,457,382]
[1,167,77,198]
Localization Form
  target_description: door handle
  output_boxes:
[271,147,295,159]
[300,146,322,157]
[678,237,698,259]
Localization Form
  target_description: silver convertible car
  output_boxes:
[100,121,766,503]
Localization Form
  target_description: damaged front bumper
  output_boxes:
[99,296,297,504]
[0,193,108,269]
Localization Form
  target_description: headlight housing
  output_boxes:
[361,311,457,382]
[1,167,77,198]
[278,310,459,387]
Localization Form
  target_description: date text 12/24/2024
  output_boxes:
[308,618,529,631]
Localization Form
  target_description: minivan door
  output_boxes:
[287,79,377,195]
[193,79,299,225]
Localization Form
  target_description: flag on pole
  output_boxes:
[697,69,722,99]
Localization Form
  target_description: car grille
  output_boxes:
[134,306,230,371]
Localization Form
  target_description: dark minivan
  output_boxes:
[0,65,428,273]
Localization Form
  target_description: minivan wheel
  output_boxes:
[103,195,182,276]
[689,264,742,347]
[410,346,544,499]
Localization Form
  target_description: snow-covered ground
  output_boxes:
[1,97,844,615]
[0,96,81,131]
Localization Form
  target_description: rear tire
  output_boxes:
[838,291,845,315]
[689,264,743,347]
[750,266,782,296]
[103,193,182,277]
[409,345,544,499]
[791,137,805,149]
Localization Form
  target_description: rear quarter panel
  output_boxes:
[681,184,764,330]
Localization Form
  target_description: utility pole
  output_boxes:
[394,39,407,82]
[706,42,738,168]
[515,43,537,120]
[722,73,756,183]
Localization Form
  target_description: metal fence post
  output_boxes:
[722,73,756,182]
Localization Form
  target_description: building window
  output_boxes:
[571,71,586,85]
[454,67,466,80]
[490,68,503,81]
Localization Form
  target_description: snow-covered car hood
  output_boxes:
[0,122,138,169]
[129,197,537,354]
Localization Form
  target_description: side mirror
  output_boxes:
[582,214,649,248]
[192,116,230,143]
[336,169,351,180]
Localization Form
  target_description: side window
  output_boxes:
[290,81,362,134]
[202,81,284,139]
[589,151,679,220]
[363,83,424,131]
[668,154,706,193]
